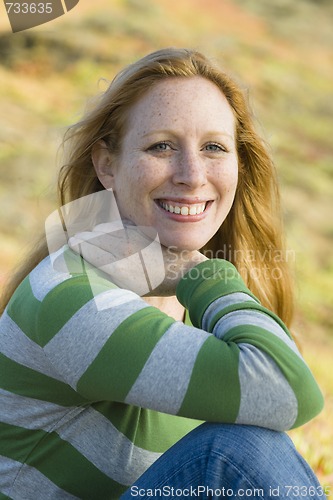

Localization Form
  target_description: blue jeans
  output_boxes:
[121,423,327,499]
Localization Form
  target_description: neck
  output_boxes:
[142,295,185,322]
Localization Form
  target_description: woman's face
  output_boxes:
[100,76,238,251]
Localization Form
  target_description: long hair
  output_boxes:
[0,48,294,325]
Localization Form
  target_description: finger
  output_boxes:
[75,240,118,269]
[69,231,132,260]
[70,230,120,252]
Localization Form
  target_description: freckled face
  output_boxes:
[109,76,239,251]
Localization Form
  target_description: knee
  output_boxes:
[194,422,286,451]
[188,423,321,492]
[189,423,292,473]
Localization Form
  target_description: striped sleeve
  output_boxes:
[177,260,324,429]
[37,258,323,431]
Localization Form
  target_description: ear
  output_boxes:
[91,140,115,190]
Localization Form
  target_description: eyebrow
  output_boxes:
[142,130,235,140]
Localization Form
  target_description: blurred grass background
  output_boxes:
[0,0,332,494]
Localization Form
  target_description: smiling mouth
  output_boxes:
[157,200,208,216]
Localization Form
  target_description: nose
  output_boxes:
[172,150,207,188]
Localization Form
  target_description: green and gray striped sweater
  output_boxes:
[0,247,324,499]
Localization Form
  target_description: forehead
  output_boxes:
[126,76,235,129]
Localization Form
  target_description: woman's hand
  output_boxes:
[68,221,208,296]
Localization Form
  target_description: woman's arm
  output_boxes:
[33,252,323,431]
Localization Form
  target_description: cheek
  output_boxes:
[229,172,239,195]
[215,165,239,196]
[135,160,172,201]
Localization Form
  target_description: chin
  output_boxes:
[160,235,210,252]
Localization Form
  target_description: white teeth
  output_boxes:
[160,202,206,215]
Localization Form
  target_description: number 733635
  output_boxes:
[5,3,53,14]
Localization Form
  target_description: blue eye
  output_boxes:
[148,142,172,151]
[204,143,227,152]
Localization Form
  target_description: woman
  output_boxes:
[0,48,326,499]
